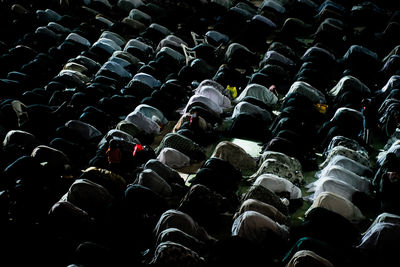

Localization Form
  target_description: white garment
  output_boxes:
[125,110,161,135]
[234,83,278,107]
[157,147,190,169]
[195,85,231,110]
[197,79,225,93]
[316,165,371,194]
[319,155,372,177]
[253,174,302,199]
[134,104,168,126]
[183,94,223,115]
[232,101,272,122]
[232,210,290,244]
[307,177,359,201]
[305,192,365,223]
[136,169,172,197]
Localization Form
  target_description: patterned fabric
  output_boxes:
[250,158,304,185]
[253,174,302,199]
[211,141,257,170]
[234,198,288,225]
[155,133,206,162]
[305,192,365,223]
[232,210,290,244]
[320,145,371,169]
[149,241,205,267]
[259,150,302,174]
[241,185,289,215]
[323,135,367,157]
[285,250,335,267]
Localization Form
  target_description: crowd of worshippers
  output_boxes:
[1,0,400,266]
